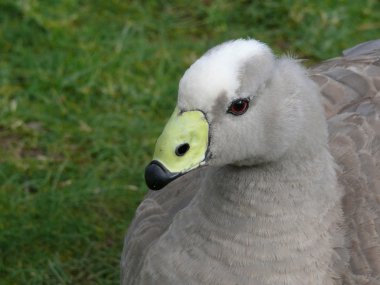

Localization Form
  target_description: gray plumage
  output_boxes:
[311,40,380,284]
[121,39,380,285]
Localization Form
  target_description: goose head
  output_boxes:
[145,39,327,190]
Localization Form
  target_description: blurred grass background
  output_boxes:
[0,0,379,284]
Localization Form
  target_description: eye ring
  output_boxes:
[227,98,250,116]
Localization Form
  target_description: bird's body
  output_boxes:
[121,39,380,285]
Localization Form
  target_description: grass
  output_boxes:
[0,0,379,284]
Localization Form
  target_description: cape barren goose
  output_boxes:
[121,39,380,285]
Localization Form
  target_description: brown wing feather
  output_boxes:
[311,40,380,284]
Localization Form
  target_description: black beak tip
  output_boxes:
[144,161,180,191]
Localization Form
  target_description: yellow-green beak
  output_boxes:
[145,107,209,190]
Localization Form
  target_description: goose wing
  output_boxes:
[311,40,380,284]
[121,168,204,284]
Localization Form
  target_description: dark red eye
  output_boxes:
[227,98,250,115]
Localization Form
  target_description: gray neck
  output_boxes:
[196,150,340,284]
[142,148,342,285]
[200,152,337,231]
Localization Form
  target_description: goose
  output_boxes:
[121,39,380,285]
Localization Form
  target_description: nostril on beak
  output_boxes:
[175,143,190,157]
